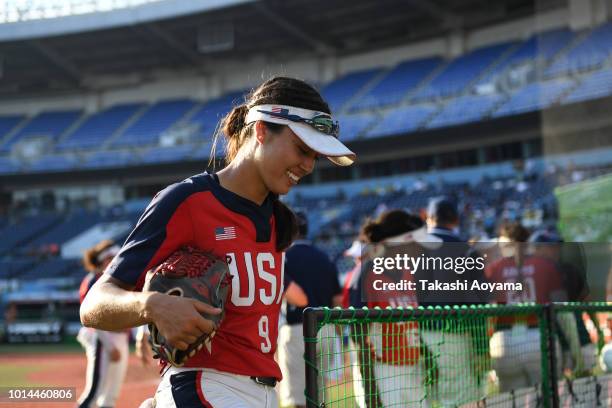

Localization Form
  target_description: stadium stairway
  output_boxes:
[543,27,595,78]
[55,103,144,151]
[337,67,394,115]
[0,115,26,150]
[53,112,89,149]
[0,110,82,153]
[100,103,151,149]
[349,57,443,112]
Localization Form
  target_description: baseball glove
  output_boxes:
[142,246,232,366]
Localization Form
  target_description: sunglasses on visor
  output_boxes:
[257,109,340,138]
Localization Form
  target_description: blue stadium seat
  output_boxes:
[336,112,378,141]
[0,155,20,174]
[349,57,442,111]
[28,154,80,173]
[140,144,195,164]
[428,93,504,129]
[57,103,143,151]
[19,259,82,280]
[545,23,612,77]
[26,211,102,249]
[0,110,81,153]
[0,260,36,279]
[412,42,513,100]
[321,68,383,112]
[113,99,196,147]
[492,79,573,117]
[366,104,438,138]
[0,115,24,142]
[0,214,62,254]
[477,29,574,85]
[83,149,137,169]
[561,68,612,104]
[187,91,246,142]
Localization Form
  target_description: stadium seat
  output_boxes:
[0,155,20,174]
[113,99,196,147]
[492,79,574,117]
[545,23,612,77]
[0,214,62,255]
[366,104,438,138]
[83,149,138,169]
[427,93,504,129]
[349,57,442,111]
[336,111,378,141]
[0,110,82,153]
[0,115,25,144]
[476,29,574,86]
[56,103,144,151]
[140,144,195,164]
[561,68,612,105]
[321,68,384,113]
[412,42,513,100]
[28,154,80,173]
[186,90,246,142]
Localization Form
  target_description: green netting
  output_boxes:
[303,303,612,408]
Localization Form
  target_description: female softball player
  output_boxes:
[80,76,355,408]
[77,240,129,408]
[361,210,441,408]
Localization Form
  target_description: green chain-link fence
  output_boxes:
[303,303,612,408]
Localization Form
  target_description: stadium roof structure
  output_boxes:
[0,0,562,97]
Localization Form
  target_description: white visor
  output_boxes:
[383,226,443,249]
[344,240,364,258]
[245,104,356,166]
[97,245,120,263]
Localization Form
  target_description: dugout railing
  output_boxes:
[303,303,612,408]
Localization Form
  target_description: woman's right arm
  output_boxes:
[81,274,220,350]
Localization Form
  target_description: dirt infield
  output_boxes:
[0,351,160,408]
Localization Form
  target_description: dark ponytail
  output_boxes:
[361,210,425,244]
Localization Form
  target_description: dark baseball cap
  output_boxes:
[427,197,458,223]
[529,230,563,243]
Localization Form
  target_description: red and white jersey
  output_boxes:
[107,173,285,380]
[485,255,566,327]
[364,267,420,366]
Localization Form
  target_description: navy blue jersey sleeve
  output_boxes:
[106,182,197,288]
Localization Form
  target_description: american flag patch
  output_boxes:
[271,107,289,115]
[215,226,236,240]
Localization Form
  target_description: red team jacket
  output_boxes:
[106,173,285,380]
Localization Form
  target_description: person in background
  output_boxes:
[486,223,572,392]
[529,230,598,375]
[418,197,488,406]
[77,240,129,408]
[278,211,342,408]
[360,209,440,407]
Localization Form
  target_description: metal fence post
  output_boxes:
[304,307,321,408]
[542,303,560,408]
